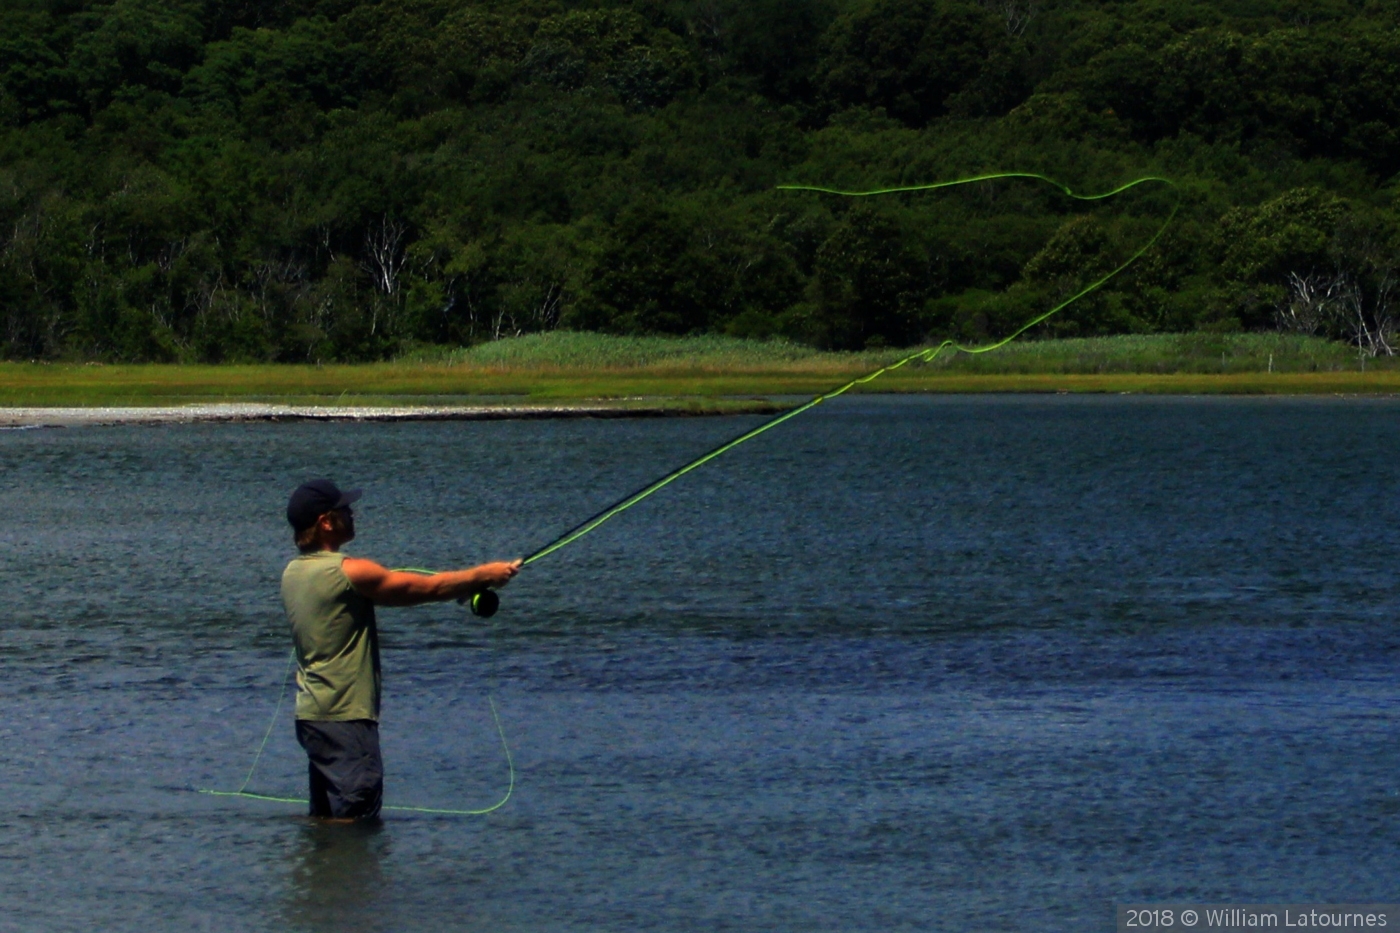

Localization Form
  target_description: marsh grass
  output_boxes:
[924,332,1388,375]
[2,332,1397,407]
[398,332,896,371]
[404,331,1393,375]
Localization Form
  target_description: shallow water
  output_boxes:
[2,396,1399,932]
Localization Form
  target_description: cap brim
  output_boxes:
[335,488,363,509]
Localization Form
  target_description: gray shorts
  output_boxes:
[295,719,383,820]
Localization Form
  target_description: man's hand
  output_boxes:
[474,560,522,589]
[343,557,522,607]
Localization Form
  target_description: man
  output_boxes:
[282,478,520,821]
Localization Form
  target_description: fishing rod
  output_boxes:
[464,171,1179,618]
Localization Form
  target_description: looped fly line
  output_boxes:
[199,576,514,816]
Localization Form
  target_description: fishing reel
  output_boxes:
[469,589,500,618]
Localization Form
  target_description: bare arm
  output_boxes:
[342,557,521,607]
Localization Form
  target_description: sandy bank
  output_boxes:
[0,401,752,428]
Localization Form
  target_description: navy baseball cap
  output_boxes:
[286,479,362,532]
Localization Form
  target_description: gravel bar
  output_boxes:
[0,402,735,427]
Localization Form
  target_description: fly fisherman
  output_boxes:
[282,479,520,821]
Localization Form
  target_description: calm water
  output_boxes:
[2,395,1399,932]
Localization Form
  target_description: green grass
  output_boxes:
[1,332,1398,407]
[926,332,1390,375]
[398,331,895,369]
[402,330,1391,375]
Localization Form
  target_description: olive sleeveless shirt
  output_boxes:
[281,551,381,721]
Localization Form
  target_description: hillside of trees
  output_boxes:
[1,0,1397,362]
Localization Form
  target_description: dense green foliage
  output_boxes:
[1,0,1397,361]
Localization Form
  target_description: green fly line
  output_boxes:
[521,172,1178,566]
[206,171,1175,817]
[199,661,514,815]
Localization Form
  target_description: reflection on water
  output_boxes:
[284,821,388,933]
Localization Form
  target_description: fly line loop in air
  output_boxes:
[203,171,1176,815]
[520,173,1179,566]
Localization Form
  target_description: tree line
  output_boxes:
[1,0,1397,362]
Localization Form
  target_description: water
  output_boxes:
[2,395,1399,932]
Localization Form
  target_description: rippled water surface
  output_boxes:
[3,395,1400,932]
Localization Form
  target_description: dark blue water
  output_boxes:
[2,395,1399,932]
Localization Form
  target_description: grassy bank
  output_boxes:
[2,332,1398,407]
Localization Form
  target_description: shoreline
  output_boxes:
[4,365,1400,410]
[0,400,788,428]
[3,334,1398,409]
[6,379,1400,428]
